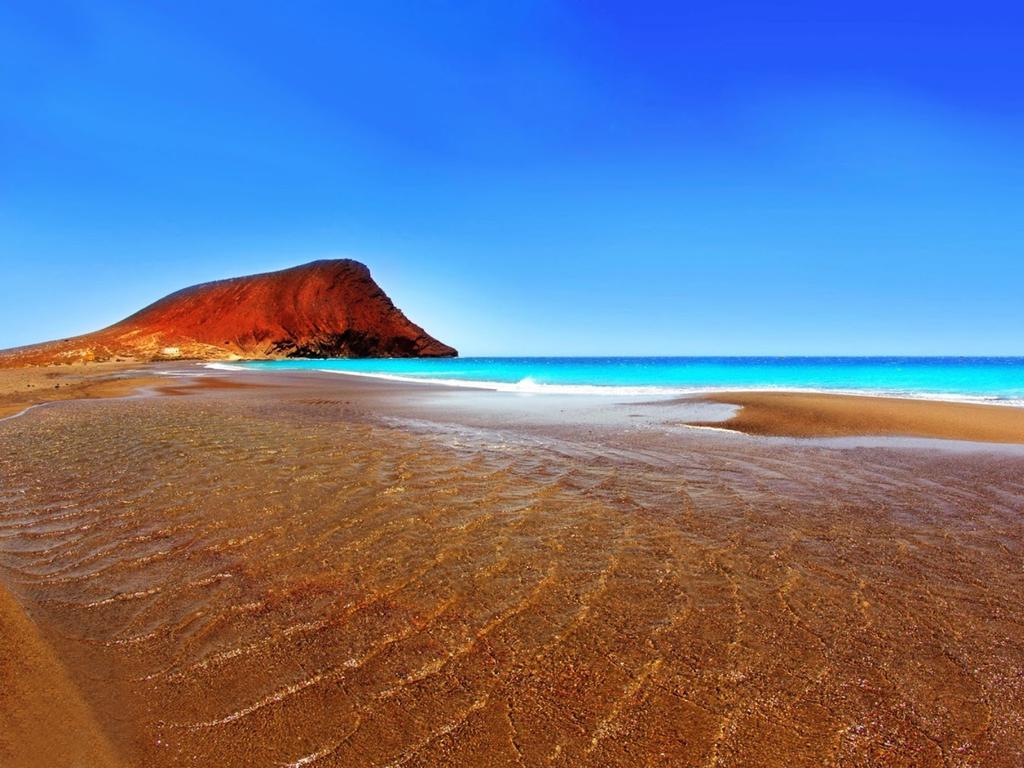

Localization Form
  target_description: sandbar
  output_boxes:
[690,390,1024,443]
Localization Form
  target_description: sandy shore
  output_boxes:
[0,585,122,768]
[1,366,1023,766]
[0,361,169,420]
[691,390,1024,443]
[4,361,1024,444]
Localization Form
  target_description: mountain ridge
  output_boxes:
[0,260,457,366]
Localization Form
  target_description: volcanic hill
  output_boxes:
[0,260,457,365]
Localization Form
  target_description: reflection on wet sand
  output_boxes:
[1,374,1023,767]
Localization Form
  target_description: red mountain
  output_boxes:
[1,260,457,365]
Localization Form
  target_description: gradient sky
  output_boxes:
[2,1,1022,355]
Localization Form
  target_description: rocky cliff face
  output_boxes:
[0,260,457,365]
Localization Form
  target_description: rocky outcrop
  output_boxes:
[0,260,457,365]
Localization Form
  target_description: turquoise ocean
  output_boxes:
[222,357,1024,404]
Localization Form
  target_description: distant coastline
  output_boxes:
[230,356,1024,406]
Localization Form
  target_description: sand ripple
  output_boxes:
[1,393,1023,766]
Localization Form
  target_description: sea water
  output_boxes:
[226,357,1024,404]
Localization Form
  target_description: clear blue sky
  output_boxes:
[2,1,1022,355]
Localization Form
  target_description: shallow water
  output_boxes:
[1,381,1023,766]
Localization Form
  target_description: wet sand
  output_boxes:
[1,367,1023,766]
[692,391,1024,443]
[0,584,122,768]
[0,361,167,420]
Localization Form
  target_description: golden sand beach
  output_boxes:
[0,362,167,420]
[1,366,1023,767]
[692,390,1024,443]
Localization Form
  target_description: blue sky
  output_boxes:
[1,1,1022,355]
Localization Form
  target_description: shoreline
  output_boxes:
[690,390,1024,444]
[0,362,171,420]
[2,361,1024,444]
[218,359,1024,407]
[214,364,1024,444]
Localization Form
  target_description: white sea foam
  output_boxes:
[682,424,746,435]
[197,362,1024,407]
[316,370,685,396]
[300,368,1024,406]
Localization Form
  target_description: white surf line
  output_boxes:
[0,402,46,422]
[199,362,249,371]
[210,363,1024,407]
[314,368,689,396]
[680,424,746,435]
